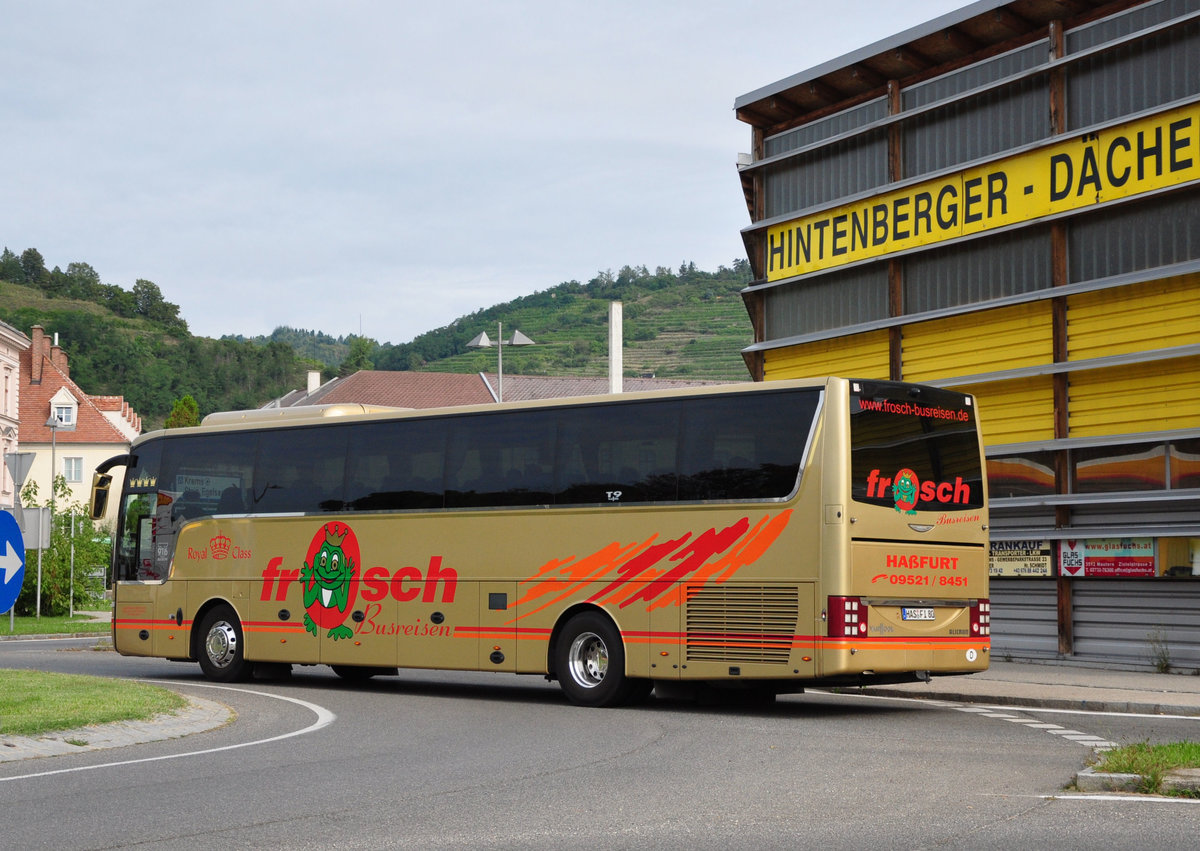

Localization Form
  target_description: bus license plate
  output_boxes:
[902,607,936,621]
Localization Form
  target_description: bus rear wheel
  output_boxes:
[555,612,639,707]
[197,605,249,682]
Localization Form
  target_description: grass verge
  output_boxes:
[2,615,111,636]
[0,669,187,737]
[1094,741,1200,796]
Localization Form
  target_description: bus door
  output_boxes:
[112,489,188,658]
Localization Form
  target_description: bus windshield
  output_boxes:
[848,380,984,512]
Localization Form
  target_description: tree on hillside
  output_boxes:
[338,336,375,377]
[65,262,103,300]
[132,278,188,335]
[164,395,201,428]
[0,247,21,281]
[20,248,47,286]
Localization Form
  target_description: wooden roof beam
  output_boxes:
[938,25,984,55]
[888,45,936,72]
[804,78,846,107]
[845,63,886,89]
[989,6,1034,35]
[1049,0,1091,15]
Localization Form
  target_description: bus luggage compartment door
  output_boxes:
[113,583,158,657]
[479,582,517,672]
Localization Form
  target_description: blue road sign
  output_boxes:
[0,510,25,614]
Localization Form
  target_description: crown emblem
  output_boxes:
[210,533,231,559]
[324,523,348,547]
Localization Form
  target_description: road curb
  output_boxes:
[0,694,232,763]
[0,632,111,643]
[1075,766,1143,793]
[857,686,1200,718]
[1076,766,1200,795]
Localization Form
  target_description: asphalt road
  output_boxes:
[2,638,1199,849]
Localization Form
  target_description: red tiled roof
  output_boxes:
[298,371,494,409]
[278,370,741,409]
[18,330,141,445]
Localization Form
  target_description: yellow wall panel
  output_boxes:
[1068,356,1200,437]
[958,376,1055,446]
[763,331,889,381]
[902,301,1052,382]
[1068,274,1200,361]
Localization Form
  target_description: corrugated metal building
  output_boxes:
[734,0,1200,671]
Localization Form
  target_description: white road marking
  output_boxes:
[0,681,335,783]
[1044,794,1200,804]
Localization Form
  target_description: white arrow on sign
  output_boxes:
[1,540,23,584]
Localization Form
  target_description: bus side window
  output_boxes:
[216,485,244,513]
[555,401,678,504]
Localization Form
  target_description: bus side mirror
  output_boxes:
[90,472,112,521]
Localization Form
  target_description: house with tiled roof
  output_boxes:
[18,325,141,526]
[265,370,496,409]
[268,369,739,410]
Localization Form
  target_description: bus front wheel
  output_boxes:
[555,612,638,707]
[197,605,249,682]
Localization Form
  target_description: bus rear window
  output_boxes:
[849,381,984,512]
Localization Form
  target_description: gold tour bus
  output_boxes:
[91,378,990,707]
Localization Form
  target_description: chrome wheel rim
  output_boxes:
[205,621,239,669]
[567,631,608,689]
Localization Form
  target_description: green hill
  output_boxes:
[376,262,755,382]
[1,246,754,427]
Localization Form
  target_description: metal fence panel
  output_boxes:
[990,579,1060,660]
[764,131,889,218]
[1073,580,1200,671]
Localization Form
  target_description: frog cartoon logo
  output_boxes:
[301,522,359,640]
[891,468,919,515]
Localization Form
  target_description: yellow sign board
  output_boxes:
[766,101,1200,281]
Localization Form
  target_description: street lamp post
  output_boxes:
[46,415,60,519]
[467,322,536,402]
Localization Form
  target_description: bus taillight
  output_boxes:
[827,596,866,637]
[970,599,991,637]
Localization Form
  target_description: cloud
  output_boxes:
[0,0,964,343]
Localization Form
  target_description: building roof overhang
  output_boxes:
[734,0,1126,133]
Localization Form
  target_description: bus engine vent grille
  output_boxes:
[685,585,798,664]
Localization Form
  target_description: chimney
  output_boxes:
[50,334,69,379]
[307,370,322,393]
[608,301,623,395]
[30,325,44,383]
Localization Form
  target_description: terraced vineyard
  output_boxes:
[383,263,756,383]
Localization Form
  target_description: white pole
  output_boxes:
[609,301,623,395]
[70,512,76,618]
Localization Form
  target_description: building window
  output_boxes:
[1170,439,1200,490]
[63,457,83,483]
[1073,443,1167,493]
[986,451,1056,498]
[53,405,75,427]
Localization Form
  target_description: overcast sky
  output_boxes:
[2,0,966,345]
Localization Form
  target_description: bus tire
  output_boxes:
[197,605,249,683]
[555,612,633,707]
